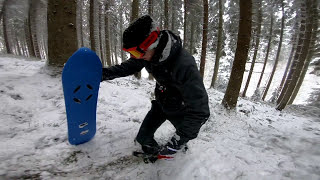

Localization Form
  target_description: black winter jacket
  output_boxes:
[102,31,210,139]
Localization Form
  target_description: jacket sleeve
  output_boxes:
[176,63,210,140]
[102,58,145,81]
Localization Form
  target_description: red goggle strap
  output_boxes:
[123,27,160,52]
[139,27,160,50]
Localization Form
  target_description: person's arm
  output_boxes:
[102,58,145,81]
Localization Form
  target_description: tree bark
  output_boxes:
[105,3,112,67]
[131,0,141,79]
[76,0,84,48]
[148,0,154,80]
[2,0,11,54]
[148,0,153,16]
[241,0,262,96]
[25,17,35,57]
[183,0,188,48]
[89,0,95,52]
[47,0,77,66]
[276,1,313,110]
[211,0,224,88]
[189,20,195,54]
[119,2,125,63]
[171,0,176,32]
[276,27,298,102]
[222,0,252,109]
[90,0,101,58]
[262,1,285,101]
[164,0,169,29]
[131,0,139,22]
[256,6,274,90]
[287,0,318,105]
[30,0,41,58]
[26,0,35,57]
[100,2,107,66]
[199,0,208,78]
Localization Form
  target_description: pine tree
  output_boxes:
[277,0,314,110]
[222,0,252,109]
[47,0,77,66]
[242,0,262,97]
[210,0,224,88]
[262,0,285,101]
[200,0,209,78]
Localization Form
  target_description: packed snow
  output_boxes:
[0,55,320,180]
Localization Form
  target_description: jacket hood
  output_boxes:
[151,30,182,64]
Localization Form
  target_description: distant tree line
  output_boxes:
[0,0,319,110]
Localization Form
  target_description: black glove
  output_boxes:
[101,68,108,82]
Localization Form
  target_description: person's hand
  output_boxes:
[101,68,108,82]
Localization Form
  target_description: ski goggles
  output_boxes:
[123,27,160,59]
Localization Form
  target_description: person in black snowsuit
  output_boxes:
[101,15,210,157]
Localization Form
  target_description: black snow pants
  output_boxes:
[136,100,186,147]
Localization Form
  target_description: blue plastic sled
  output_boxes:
[62,47,102,145]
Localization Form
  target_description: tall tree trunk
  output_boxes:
[30,0,41,58]
[256,6,274,90]
[14,35,21,56]
[90,0,100,58]
[164,0,169,29]
[89,0,95,52]
[2,0,11,54]
[114,37,119,65]
[22,41,29,57]
[25,18,35,57]
[276,0,313,110]
[131,0,139,22]
[48,0,77,66]
[262,1,285,101]
[131,0,141,79]
[119,3,125,62]
[148,0,153,16]
[99,2,106,66]
[38,0,48,60]
[159,4,164,30]
[148,0,154,80]
[199,0,208,78]
[276,24,298,102]
[105,3,112,67]
[183,0,188,48]
[189,20,195,54]
[76,0,84,48]
[26,0,35,57]
[222,0,252,109]
[287,0,318,105]
[241,0,262,96]
[211,0,224,88]
[171,0,176,32]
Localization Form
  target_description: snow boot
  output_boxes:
[158,134,189,159]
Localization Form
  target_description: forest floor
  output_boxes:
[0,56,320,180]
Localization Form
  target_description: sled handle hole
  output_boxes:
[87,84,93,90]
[79,122,88,128]
[73,86,81,93]
[80,130,89,135]
[73,98,81,104]
[86,94,93,101]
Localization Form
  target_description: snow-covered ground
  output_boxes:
[0,56,320,180]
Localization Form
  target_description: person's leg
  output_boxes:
[158,116,190,156]
[136,100,166,154]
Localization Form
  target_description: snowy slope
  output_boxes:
[0,56,319,180]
